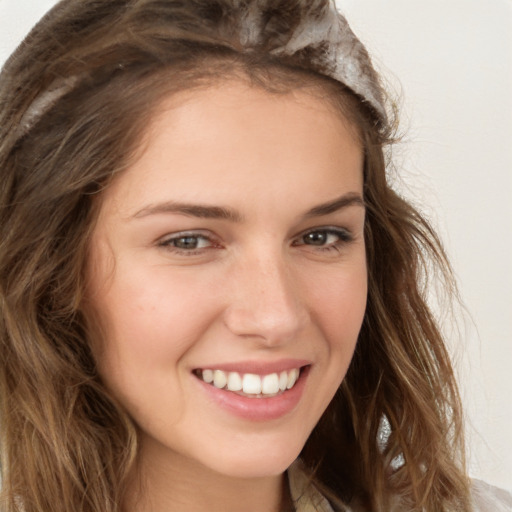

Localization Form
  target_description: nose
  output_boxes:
[222,251,308,346]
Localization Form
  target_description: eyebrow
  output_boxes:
[131,192,364,222]
[304,192,365,218]
[133,202,244,222]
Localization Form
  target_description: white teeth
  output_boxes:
[242,373,262,394]
[278,371,288,391]
[287,368,299,389]
[262,373,279,394]
[202,369,214,384]
[213,369,227,389]
[227,372,242,392]
[198,367,302,396]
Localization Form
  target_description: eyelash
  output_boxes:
[293,227,354,253]
[157,232,218,256]
[157,227,354,256]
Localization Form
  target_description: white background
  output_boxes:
[1,0,511,492]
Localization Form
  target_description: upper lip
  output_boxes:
[193,358,311,375]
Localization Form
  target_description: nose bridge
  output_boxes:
[223,246,307,344]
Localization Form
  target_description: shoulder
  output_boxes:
[471,479,512,512]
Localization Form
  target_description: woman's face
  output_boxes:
[86,80,367,479]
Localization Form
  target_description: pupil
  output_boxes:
[305,232,326,245]
[176,236,198,249]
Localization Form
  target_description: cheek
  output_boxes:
[87,258,221,393]
[307,259,368,353]
[292,258,367,432]
[86,262,227,434]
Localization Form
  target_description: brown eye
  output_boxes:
[299,229,352,247]
[303,231,330,246]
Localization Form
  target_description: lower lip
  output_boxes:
[194,366,310,421]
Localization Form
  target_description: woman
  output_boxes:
[0,1,509,511]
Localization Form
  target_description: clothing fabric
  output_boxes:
[288,461,335,512]
[288,460,512,512]
[471,479,512,512]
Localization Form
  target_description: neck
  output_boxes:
[124,437,292,512]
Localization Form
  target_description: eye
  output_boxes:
[294,228,353,251]
[158,232,217,253]
[302,231,340,246]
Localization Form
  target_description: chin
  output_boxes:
[198,435,306,479]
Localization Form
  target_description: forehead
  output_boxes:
[99,79,364,218]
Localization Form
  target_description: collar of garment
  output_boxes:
[287,460,512,512]
[287,460,336,512]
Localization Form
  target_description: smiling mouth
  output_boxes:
[193,367,304,398]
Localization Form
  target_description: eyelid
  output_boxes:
[157,230,221,252]
[155,225,355,258]
[293,226,354,244]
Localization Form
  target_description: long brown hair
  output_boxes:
[0,1,471,510]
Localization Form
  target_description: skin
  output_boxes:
[86,80,367,512]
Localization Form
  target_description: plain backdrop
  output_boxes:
[1,0,511,492]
